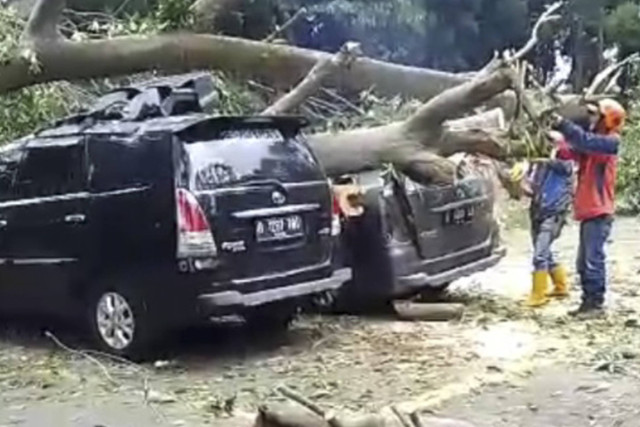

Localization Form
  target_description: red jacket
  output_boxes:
[556,120,619,221]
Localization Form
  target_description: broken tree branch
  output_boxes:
[1,0,470,102]
[511,1,563,62]
[276,386,344,427]
[264,8,307,43]
[406,67,515,130]
[585,53,640,97]
[262,42,361,115]
[391,406,413,427]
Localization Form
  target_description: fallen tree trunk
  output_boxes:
[10,0,566,188]
[307,68,516,183]
[7,0,468,102]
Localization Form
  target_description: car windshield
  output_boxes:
[184,128,323,190]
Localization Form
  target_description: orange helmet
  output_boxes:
[592,99,626,134]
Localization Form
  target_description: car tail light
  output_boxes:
[176,188,217,258]
[331,193,341,236]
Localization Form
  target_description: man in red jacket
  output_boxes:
[551,99,626,319]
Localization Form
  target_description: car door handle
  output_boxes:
[0,219,7,229]
[64,214,86,224]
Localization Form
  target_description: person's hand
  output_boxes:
[548,113,563,128]
[509,161,527,183]
[545,130,564,144]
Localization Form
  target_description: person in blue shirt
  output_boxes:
[522,131,575,307]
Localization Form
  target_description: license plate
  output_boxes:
[444,206,475,225]
[255,215,304,242]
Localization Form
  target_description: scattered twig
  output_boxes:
[113,0,136,17]
[43,332,177,424]
[321,88,366,115]
[276,385,344,427]
[44,330,117,386]
[264,8,307,43]
[391,406,412,427]
[409,411,425,427]
[277,385,327,417]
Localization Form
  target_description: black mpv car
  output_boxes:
[0,74,343,357]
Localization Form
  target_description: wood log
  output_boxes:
[393,302,465,322]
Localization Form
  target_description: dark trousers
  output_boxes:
[577,215,613,306]
[531,214,565,271]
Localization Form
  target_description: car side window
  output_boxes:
[14,139,87,199]
[0,142,24,202]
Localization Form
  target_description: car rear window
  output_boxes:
[183,129,323,190]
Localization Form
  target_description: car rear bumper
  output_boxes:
[196,268,350,314]
[394,246,506,294]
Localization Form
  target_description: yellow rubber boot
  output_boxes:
[525,271,550,308]
[548,265,569,298]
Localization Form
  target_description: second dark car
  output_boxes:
[331,168,506,308]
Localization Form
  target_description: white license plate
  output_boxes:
[444,206,475,225]
[255,215,304,242]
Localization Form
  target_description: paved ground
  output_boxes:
[1,214,640,427]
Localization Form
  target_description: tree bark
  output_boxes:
[393,302,465,322]
[2,0,474,109]
[308,69,515,183]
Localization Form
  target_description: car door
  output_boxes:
[0,141,25,312]
[5,136,89,314]
[402,174,494,273]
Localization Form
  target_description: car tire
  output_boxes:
[244,303,297,333]
[419,283,450,302]
[87,284,159,361]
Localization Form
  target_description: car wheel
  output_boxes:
[88,286,158,360]
[244,303,297,333]
[419,283,450,302]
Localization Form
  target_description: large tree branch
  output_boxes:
[263,8,307,43]
[510,1,562,63]
[261,42,361,115]
[585,53,640,97]
[405,68,514,130]
[3,30,467,101]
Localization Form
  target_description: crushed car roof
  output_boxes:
[31,72,308,141]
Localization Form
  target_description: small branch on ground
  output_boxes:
[409,412,425,427]
[276,386,345,427]
[391,406,413,427]
[44,330,118,386]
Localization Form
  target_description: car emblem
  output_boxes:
[456,187,466,199]
[271,190,286,205]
